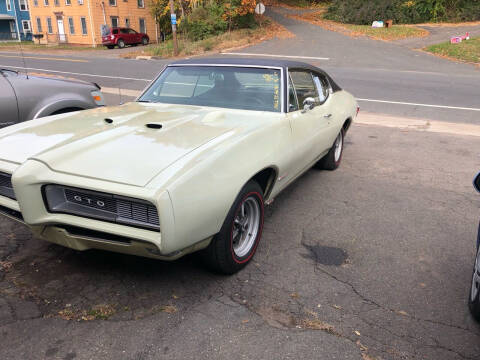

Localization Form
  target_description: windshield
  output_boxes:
[139,66,282,112]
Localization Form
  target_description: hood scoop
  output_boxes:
[146,123,163,129]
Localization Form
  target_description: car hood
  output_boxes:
[0,103,272,187]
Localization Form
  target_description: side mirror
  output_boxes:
[302,97,316,112]
[474,172,480,193]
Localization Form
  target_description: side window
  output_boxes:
[289,71,319,109]
[312,73,330,104]
[288,75,298,112]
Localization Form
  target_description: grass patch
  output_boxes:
[288,10,428,41]
[425,36,480,64]
[0,41,98,51]
[123,16,294,59]
[58,304,116,321]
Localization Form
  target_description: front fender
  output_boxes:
[32,98,95,119]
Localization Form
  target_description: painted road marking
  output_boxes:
[357,98,480,112]
[0,54,88,63]
[0,65,151,82]
[221,52,330,60]
[356,112,480,137]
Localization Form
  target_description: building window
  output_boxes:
[22,20,31,33]
[33,0,38,6]
[19,0,28,10]
[54,0,59,5]
[137,0,144,8]
[6,0,11,11]
[65,0,71,4]
[78,0,83,4]
[109,0,116,6]
[139,18,145,33]
[125,18,130,28]
[68,17,74,34]
[36,17,42,32]
[80,17,87,35]
[46,17,53,34]
[44,0,49,5]
[111,17,118,28]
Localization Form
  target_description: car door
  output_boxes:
[286,69,331,178]
[128,29,140,43]
[120,28,130,44]
[0,70,19,128]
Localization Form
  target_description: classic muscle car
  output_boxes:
[0,58,358,274]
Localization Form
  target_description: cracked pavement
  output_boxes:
[1,122,479,359]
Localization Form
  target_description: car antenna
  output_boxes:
[18,40,29,79]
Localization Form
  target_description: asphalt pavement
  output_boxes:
[1,5,480,360]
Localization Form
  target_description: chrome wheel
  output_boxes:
[232,196,261,258]
[334,132,343,162]
[471,247,480,301]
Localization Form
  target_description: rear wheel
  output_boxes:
[316,129,344,170]
[142,37,149,46]
[201,181,264,274]
[469,245,480,321]
[117,39,125,49]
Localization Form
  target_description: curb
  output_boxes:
[135,55,162,60]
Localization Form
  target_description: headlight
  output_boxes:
[91,90,105,106]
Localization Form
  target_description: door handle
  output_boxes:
[324,114,332,118]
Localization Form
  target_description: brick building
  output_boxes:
[28,0,157,45]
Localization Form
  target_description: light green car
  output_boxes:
[0,58,358,274]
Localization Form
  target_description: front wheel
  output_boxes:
[469,246,480,321]
[117,39,125,49]
[201,181,264,274]
[316,129,344,171]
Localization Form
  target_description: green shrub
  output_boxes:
[181,3,228,41]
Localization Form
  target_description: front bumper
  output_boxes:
[0,159,210,260]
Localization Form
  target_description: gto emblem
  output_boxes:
[73,195,105,207]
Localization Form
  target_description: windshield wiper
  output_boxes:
[137,99,152,103]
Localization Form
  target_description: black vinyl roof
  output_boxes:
[171,57,320,71]
[169,57,342,92]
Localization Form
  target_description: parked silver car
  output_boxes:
[0,68,105,128]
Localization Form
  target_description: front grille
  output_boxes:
[43,185,160,231]
[0,172,15,200]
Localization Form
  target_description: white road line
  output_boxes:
[0,64,151,82]
[221,52,330,60]
[357,98,480,112]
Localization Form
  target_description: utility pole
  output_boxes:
[169,0,178,56]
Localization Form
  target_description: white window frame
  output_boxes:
[54,0,59,6]
[36,17,42,32]
[68,17,74,34]
[111,16,118,28]
[139,18,146,34]
[65,0,71,4]
[108,0,116,6]
[80,17,87,35]
[21,20,31,33]
[46,17,53,34]
[6,0,12,12]
[44,0,49,5]
[137,0,144,8]
[19,0,28,11]
[78,0,83,4]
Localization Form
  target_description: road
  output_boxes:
[1,6,480,360]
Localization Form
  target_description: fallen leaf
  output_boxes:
[290,292,299,299]
[241,319,249,324]
[160,305,177,314]
[354,330,361,336]
[332,304,342,310]
[397,310,408,316]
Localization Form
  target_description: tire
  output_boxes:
[469,245,480,321]
[201,181,264,274]
[317,129,344,171]
[117,39,125,49]
[106,45,114,49]
[142,37,149,45]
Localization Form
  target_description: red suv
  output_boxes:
[102,27,149,49]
